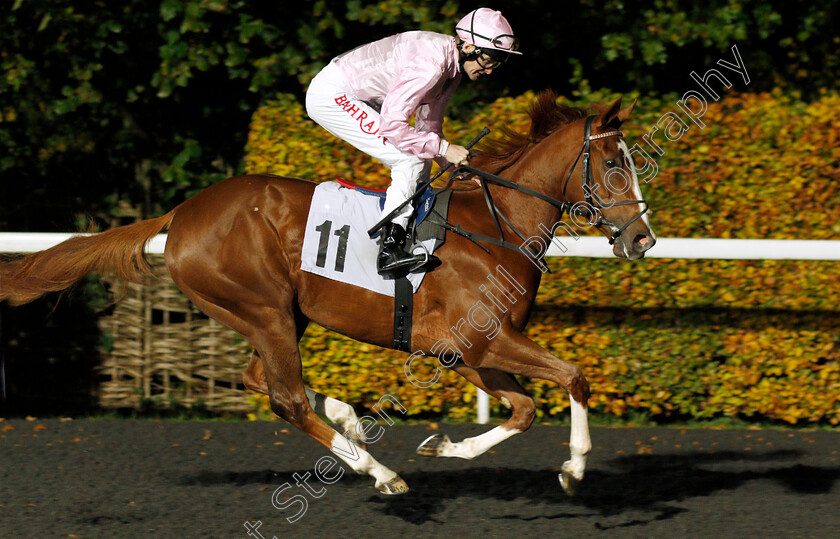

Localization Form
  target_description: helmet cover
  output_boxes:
[455,8,521,56]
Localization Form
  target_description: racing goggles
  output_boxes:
[461,32,520,70]
[479,47,519,70]
[475,50,506,70]
[456,27,521,54]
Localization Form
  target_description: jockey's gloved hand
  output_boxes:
[444,143,470,167]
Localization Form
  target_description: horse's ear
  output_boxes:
[617,97,637,123]
[600,96,636,129]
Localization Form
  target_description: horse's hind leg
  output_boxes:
[417,364,535,459]
[304,388,369,450]
[243,306,309,394]
[250,322,405,493]
[173,287,404,493]
[244,354,368,450]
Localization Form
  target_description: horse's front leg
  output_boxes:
[562,391,591,495]
[474,329,592,495]
[416,364,535,459]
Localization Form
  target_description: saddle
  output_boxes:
[301,179,453,352]
[335,178,442,238]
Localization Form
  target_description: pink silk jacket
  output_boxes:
[335,31,462,160]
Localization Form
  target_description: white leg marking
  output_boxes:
[329,431,396,486]
[437,426,521,459]
[305,388,362,440]
[563,396,591,481]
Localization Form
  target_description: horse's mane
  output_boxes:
[473,90,588,173]
[442,90,588,190]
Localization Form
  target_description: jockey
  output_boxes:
[306,7,521,276]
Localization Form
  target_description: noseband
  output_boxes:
[562,115,649,245]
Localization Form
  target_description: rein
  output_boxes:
[446,116,649,260]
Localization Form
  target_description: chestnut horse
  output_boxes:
[0,91,655,496]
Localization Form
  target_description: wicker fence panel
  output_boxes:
[97,255,254,412]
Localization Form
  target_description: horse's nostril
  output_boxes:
[634,235,651,249]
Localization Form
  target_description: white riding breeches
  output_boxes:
[305,61,431,229]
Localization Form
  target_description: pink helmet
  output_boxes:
[455,8,521,56]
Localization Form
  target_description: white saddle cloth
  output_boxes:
[300,182,437,297]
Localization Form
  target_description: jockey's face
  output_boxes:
[461,44,499,80]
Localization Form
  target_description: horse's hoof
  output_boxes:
[559,462,583,496]
[343,429,368,451]
[376,476,409,495]
[416,433,452,457]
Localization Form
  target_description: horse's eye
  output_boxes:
[605,159,618,169]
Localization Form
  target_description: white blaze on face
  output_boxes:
[618,139,654,234]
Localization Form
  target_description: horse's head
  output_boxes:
[468,91,656,261]
[559,97,656,260]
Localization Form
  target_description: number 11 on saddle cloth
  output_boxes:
[300,181,441,296]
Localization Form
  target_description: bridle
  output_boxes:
[450,115,649,257]
[561,115,649,245]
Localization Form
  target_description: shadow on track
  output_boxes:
[358,449,840,527]
[174,447,840,528]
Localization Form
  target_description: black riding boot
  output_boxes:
[377,223,426,275]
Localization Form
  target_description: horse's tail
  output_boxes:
[0,210,177,306]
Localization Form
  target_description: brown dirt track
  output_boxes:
[1,420,838,538]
